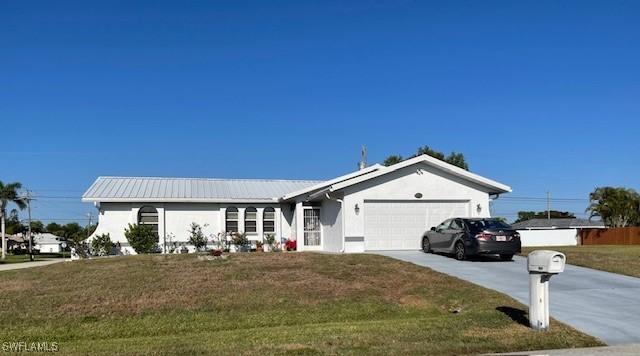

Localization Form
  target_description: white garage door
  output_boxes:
[364,201,470,250]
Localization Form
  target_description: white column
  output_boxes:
[295,201,304,251]
[257,207,264,242]
[238,207,245,234]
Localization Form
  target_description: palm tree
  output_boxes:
[0,181,26,259]
[587,187,640,227]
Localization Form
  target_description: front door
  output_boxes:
[303,208,321,248]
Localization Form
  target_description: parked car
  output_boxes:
[422,218,521,261]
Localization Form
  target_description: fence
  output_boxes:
[580,227,640,245]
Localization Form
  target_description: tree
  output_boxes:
[188,222,207,251]
[46,222,62,234]
[416,146,445,161]
[383,155,403,166]
[382,146,470,170]
[124,223,158,254]
[5,209,23,235]
[91,233,114,256]
[513,210,576,224]
[587,187,640,227]
[30,220,45,234]
[1,181,26,259]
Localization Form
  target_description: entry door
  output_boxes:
[303,208,321,247]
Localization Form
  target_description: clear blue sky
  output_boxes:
[2,0,639,224]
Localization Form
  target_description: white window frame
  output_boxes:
[245,207,257,235]
[226,207,239,233]
[263,207,276,235]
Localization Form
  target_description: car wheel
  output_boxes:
[499,254,513,261]
[422,237,431,253]
[454,241,466,261]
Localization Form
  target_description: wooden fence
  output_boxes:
[580,227,640,245]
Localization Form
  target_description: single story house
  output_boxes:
[33,233,65,253]
[82,154,511,254]
[6,234,26,251]
[511,218,606,247]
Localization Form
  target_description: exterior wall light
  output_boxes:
[476,204,482,213]
[415,193,423,199]
[355,204,360,214]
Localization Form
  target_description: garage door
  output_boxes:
[364,201,470,250]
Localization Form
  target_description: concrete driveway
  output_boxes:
[375,250,640,345]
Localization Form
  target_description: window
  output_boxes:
[263,207,275,234]
[449,219,464,230]
[226,207,238,233]
[436,219,451,232]
[466,219,513,232]
[245,207,257,234]
[138,206,159,240]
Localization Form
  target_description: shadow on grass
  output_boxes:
[497,306,529,327]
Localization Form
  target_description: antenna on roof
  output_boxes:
[358,145,367,170]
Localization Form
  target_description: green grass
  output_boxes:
[522,245,640,278]
[0,253,64,264]
[0,253,602,355]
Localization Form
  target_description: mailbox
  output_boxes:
[527,250,566,332]
[528,250,566,274]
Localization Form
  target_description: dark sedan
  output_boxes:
[422,218,521,261]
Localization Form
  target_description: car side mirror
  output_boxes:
[430,227,436,231]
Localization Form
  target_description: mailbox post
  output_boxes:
[527,250,566,331]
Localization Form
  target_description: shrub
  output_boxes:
[188,222,207,251]
[124,223,158,254]
[264,234,275,247]
[285,239,297,251]
[231,232,248,246]
[91,233,114,256]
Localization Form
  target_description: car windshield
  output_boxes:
[466,219,512,231]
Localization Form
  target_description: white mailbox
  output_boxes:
[527,250,566,331]
[528,250,566,274]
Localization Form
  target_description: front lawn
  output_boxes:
[0,253,64,264]
[522,245,640,278]
[0,253,601,355]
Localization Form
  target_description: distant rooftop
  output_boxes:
[511,218,606,230]
[82,176,325,203]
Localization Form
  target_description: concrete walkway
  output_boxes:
[494,343,640,355]
[376,250,640,345]
[0,259,65,272]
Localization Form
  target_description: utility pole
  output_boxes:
[26,190,33,262]
[546,191,551,220]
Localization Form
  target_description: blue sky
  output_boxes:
[2,0,639,224]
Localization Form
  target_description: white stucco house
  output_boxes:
[511,218,606,247]
[33,233,65,253]
[82,154,511,254]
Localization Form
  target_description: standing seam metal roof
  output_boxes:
[82,177,325,202]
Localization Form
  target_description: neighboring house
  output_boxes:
[33,233,64,253]
[82,154,511,254]
[511,218,606,247]
[7,234,26,251]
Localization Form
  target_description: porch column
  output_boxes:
[295,201,304,251]
[256,207,264,242]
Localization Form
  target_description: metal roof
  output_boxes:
[82,176,325,203]
[511,218,606,230]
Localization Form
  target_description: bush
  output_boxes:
[264,234,275,247]
[124,223,158,254]
[285,239,297,251]
[188,222,207,251]
[231,232,248,246]
[91,233,114,256]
